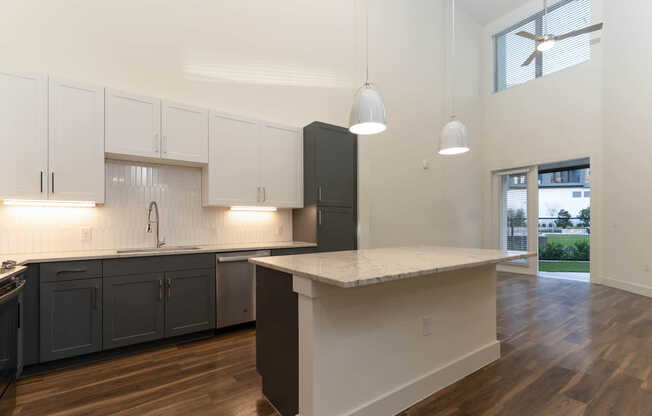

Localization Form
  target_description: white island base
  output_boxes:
[295,265,498,416]
[251,247,535,416]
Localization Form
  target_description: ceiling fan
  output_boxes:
[517,0,603,67]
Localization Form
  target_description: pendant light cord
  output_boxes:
[365,0,369,85]
[543,0,548,34]
[450,0,456,119]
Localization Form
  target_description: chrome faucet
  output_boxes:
[146,201,166,248]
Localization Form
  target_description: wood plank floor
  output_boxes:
[5,273,652,415]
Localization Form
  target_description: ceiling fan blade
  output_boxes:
[521,50,539,67]
[554,22,604,41]
[516,31,543,41]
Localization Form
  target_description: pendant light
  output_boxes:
[439,0,469,155]
[349,0,386,135]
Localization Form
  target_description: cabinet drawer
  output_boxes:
[103,254,215,277]
[40,260,102,282]
[271,247,318,257]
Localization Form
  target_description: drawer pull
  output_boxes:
[56,269,87,275]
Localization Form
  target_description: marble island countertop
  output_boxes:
[0,241,316,270]
[250,246,536,288]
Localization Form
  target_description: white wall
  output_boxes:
[0,0,485,252]
[599,0,652,294]
[477,0,652,295]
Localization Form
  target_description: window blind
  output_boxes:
[500,174,528,253]
[494,0,592,92]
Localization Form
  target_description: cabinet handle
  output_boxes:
[159,279,163,301]
[56,269,87,275]
[167,278,172,298]
[162,135,167,154]
[318,208,322,226]
[318,185,322,202]
[263,187,266,202]
[51,172,55,193]
[154,133,159,153]
[40,171,43,193]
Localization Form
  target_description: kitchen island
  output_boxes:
[251,246,536,416]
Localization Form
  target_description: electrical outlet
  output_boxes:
[422,316,433,337]
[80,226,92,243]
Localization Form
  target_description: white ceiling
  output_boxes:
[457,0,534,25]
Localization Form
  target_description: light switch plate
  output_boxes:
[422,316,433,336]
[80,226,92,242]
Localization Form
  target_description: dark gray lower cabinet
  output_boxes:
[165,269,215,337]
[21,265,40,366]
[256,266,298,416]
[103,273,165,350]
[40,279,101,362]
[318,206,357,252]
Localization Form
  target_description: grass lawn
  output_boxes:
[539,261,590,273]
[545,234,589,246]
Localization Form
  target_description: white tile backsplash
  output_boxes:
[0,160,292,254]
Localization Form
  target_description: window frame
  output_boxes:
[493,0,588,92]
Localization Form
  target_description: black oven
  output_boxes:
[0,274,25,405]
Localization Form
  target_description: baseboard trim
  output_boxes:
[339,340,500,416]
[598,278,652,298]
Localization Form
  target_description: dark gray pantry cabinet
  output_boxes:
[38,254,215,363]
[293,122,358,253]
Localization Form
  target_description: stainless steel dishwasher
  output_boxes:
[216,250,270,328]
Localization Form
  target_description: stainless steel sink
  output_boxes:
[116,246,201,254]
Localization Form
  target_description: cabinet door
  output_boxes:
[161,101,209,164]
[0,68,48,200]
[102,274,165,350]
[314,125,357,207]
[0,295,18,383]
[260,122,303,208]
[165,269,215,337]
[317,206,357,252]
[49,79,105,203]
[40,279,101,362]
[105,89,161,159]
[204,112,260,206]
[217,261,254,328]
[21,266,40,366]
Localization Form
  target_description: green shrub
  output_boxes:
[538,240,590,261]
[539,242,566,260]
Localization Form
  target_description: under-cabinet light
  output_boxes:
[230,206,277,212]
[3,200,97,208]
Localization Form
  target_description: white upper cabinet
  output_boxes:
[105,89,161,159]
[49,78,105,203]
[204,112,260,206]
[161,101,209,164]
[0,68,48,200]
[204,113,303,209]
[260,123,302,208]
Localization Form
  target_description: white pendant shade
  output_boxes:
[349,83,387,135]
[439,118,469,155]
